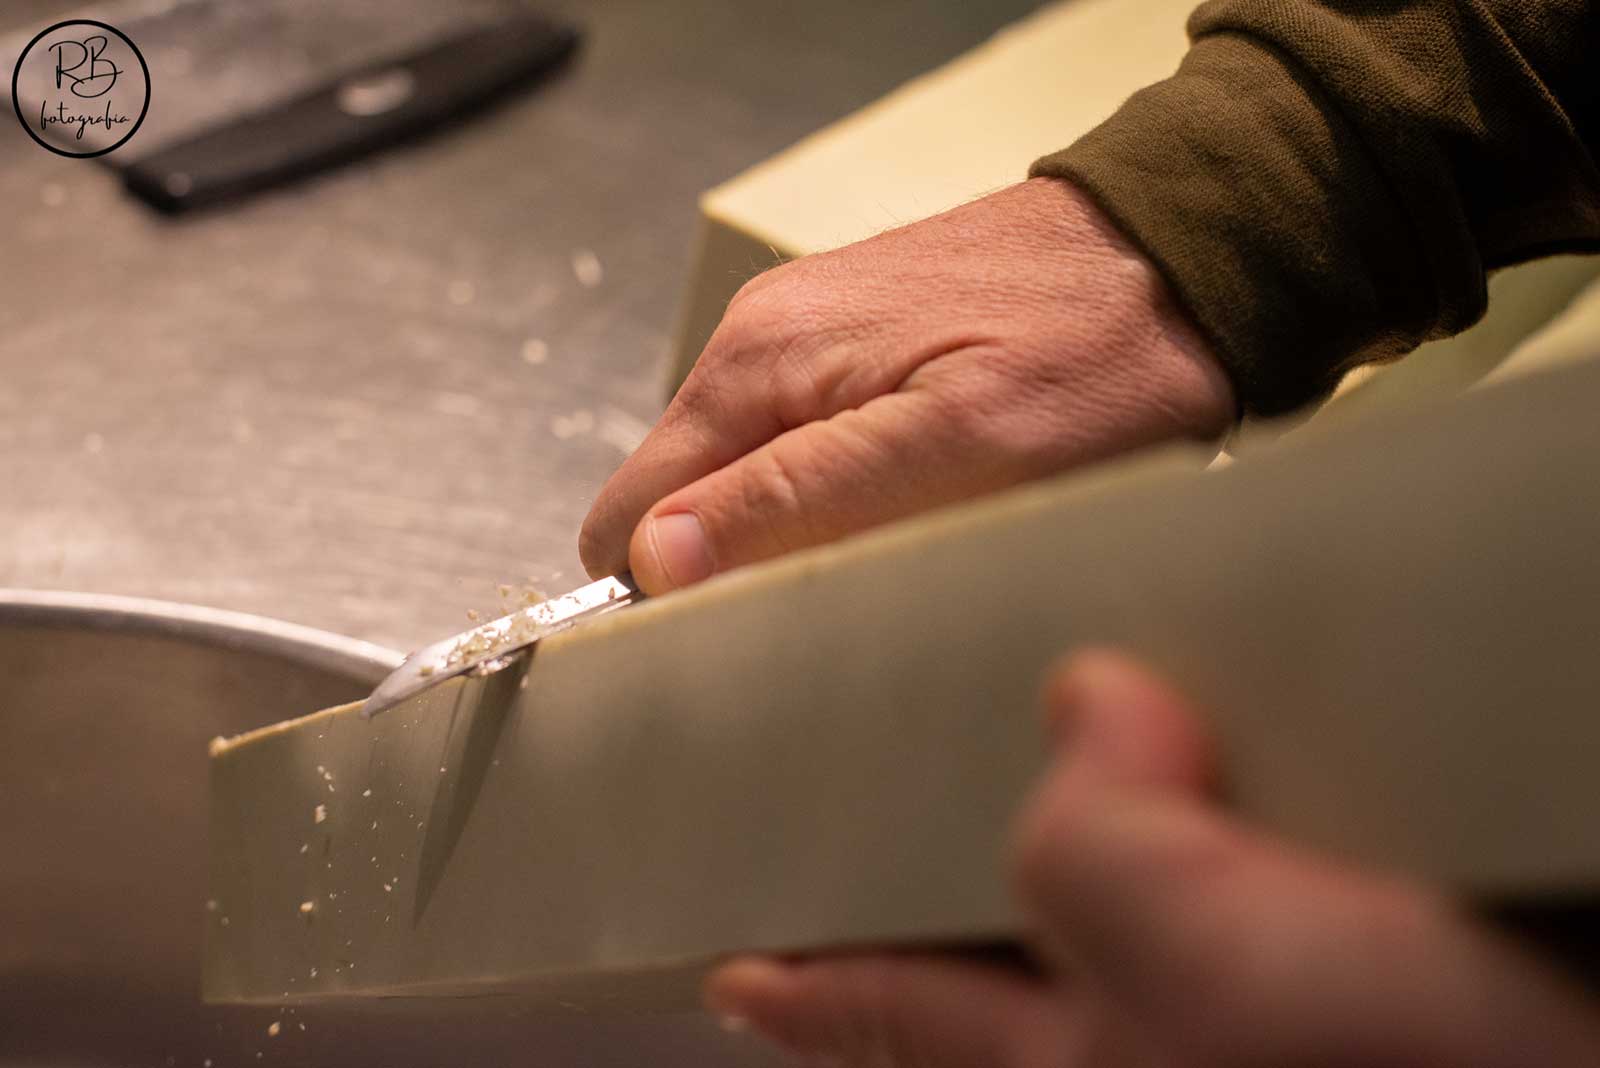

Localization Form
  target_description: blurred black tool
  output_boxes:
[107,3,578,213]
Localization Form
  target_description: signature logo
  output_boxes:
[11,20,150,158]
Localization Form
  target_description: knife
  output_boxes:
[359,573,643,719]
[118,11,581,213]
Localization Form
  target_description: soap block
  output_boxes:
[207,356,1600,1008]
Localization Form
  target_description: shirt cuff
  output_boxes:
[1030,32,1458,416]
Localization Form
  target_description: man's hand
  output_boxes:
[580,179,1233,593]
[703,652,1600,1068]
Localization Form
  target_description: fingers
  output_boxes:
[703,953,1119,1068]
[577,178,1238,586]
[620,390,1025,594]
[578,272,911,581]
[1012,651,1600,1067]
[578,367,782,582]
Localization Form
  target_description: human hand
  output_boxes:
[703,652,1600,1067]
[580,180,1233,594]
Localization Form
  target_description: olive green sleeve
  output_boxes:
[1031,1,1600,415]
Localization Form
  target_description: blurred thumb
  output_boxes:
[1012,651,1600,1067]
[703,954,1093,1068]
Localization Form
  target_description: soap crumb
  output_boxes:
[309,966,318,978]
[266,1022,280,1038]
[383,883,393,893]
[431,392,484,418]
[571,248,603,287]
[220,916,230,927]
[550,409,595,440]
[361,788,371,798]
[205,899,219,912]
[298,900,316,916]
[298,843,309,854]
[313,804,327,824]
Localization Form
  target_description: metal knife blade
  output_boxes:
[359,573,642,719]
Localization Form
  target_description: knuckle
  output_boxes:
[744,446,816,552]
[696,442,829,565]
[916,349,1089,474]
[709,261,848,429]
[702,301,783,381]
[918,365,1019,451]
[722,265,797,339]
[752,446,806,512]
[768,343,829,430]
[725,265,782,311]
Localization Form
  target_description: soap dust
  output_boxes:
[571,248,603,288]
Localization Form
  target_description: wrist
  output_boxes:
[1017,176,1239,442]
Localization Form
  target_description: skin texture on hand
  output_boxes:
[579,178,1235,593]
[703,652,1600,1068]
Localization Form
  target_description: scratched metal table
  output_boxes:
[0,0,1043,653]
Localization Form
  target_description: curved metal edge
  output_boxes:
[0,589,404,686]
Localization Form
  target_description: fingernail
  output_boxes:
[645,512,714,588]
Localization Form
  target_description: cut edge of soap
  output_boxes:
[208,699,364,758]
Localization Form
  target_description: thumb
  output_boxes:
[624,391,1021,594]
[702,953,1105,1068]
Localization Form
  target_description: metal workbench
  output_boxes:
[0,0,1044,652]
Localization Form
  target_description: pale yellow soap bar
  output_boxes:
[208,356,1600,1009]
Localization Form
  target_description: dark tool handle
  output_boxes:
[121,14,580,213]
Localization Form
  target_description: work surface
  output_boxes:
[0,0,1043,651]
